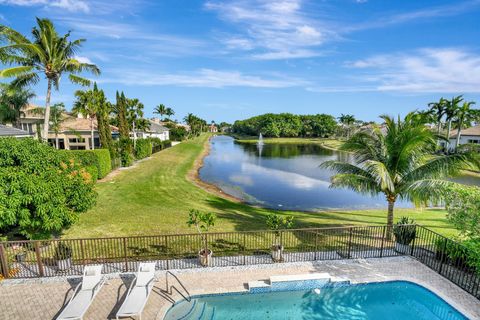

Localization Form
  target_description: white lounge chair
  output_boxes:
[116,262,158,320]
[57,265,105,320]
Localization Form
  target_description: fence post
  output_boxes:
[314,231,318,260]
[204,234,209,267]
[243,233,246,265]
[34,242,44,277]
[380,226,386,258]
[165,235,170,270]
[279,230,284,262]
[0,243,9,279]
[438,238,448,275]
[347,227,353,259]
[80,240,86,267]
[123,237,129,272]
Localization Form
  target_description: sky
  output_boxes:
[0,0,479,123]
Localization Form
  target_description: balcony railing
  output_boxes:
[0,225,478,299]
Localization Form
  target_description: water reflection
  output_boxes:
[200,136,408,211]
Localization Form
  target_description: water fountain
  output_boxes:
[257,133,264,156]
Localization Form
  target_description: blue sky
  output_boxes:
[0,0,479,123]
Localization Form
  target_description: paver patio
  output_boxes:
[1,256,479,320]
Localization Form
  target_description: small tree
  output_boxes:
[444,184,480,240]
[266,213,294,249]
[0,138,96,239]
[186,209,216,257]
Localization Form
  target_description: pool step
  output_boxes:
[200,305,215,320]
[248,273,350,293]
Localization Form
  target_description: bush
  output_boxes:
[435,238,480,274]
[0,138,97,239]
[444,184,480,239]
[393,217,416,245]
[118,138,133,167]
[134,139,152,159]
[162,140,172,148]
[54,243,73,260]
[84,165,98,183]
[63,149,112,179]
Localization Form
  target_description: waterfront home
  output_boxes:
[137,119,170,141]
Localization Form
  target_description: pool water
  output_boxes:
[163,281,467,320]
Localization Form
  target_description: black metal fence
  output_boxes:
[0,225,478,299]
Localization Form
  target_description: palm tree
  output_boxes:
[444,96,464,152]
[154,104,167,120]
[428,99,447,135]
[0,18,100,141]
[454,101,478,151]
[165,107,175,119]
[322,113,477,235]
[72,86,99,150]
[126,98,144,147]
[338,114,356,138]
[31,102,65,148]
[0,84,35,127]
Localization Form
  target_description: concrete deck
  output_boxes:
[1,256,479,319]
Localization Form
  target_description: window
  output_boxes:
[468,139,480,144]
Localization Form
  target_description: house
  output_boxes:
[16,104,44,136]
[0,124,34,138]
[136,119,170,141]
[447,125,480,150]
[209,123,218,133]
[47,115,118,150]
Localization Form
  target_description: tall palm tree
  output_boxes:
[154,104,167,120]
[126,98,144,147]
[338,114,356,138]
[73,86,99,150]
[0,18,100,141]
[454,101,478,151]
[165,107,175,119]
[322,113,477,235]
[31,102,65,148]
[0,84,35,126]
[444,96,464,152]
[428,99,448,135]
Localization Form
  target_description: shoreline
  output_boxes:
[187,135,244,204]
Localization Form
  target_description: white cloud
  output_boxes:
[205,0,332,60]
[102,68,308,88]
[0,0,89,12]
[74,56,93,64]
[346,48,480,93]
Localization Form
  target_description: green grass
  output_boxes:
[233,135,345,150]
[63,134,457,239]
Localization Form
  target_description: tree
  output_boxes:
[444,95,464,152]
[0,138,96,239]
[428,98,448,136]
[114,92,133,166]
[165,107,175,119]
[154,104,167,120]
[72,85,100,150]
[0,18,100,141]
[0,84,35,126]
[338,114,356,138]
[126,98,145,147]
[32,103,66,149]
[93,86,114,156]
[444,184,480,240]
[322,113,478,235]
[453,101,477,151]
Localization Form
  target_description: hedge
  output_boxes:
[135,139,153,160]
[63,149,112,179]
[149,138,172,153]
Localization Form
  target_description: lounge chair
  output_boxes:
[116,262,158,320]
[57,265,105,320]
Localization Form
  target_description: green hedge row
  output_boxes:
[63,149,112,179]
[135,139,153,160]
[149,138,172,153]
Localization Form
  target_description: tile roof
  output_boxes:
[0,124,33,137]
[58,117,118,133]
[146,120,169,133]
[450,125,480,138]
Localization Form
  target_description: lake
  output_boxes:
[199,135,412,211]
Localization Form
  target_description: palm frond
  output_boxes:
[405,179,462,203]
[9,72,40,88]
[69,74,91,86]
[330,174,381,196]
[0,65,34,78]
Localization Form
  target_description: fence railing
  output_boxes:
[0,225,478,299]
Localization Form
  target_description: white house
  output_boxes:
[137,119,170,141]
[447,125,480,150]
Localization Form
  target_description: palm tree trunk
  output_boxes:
[90,118,95,150]
[446,121,452,152]
[55,133,59,149]
[436,122,442,146]
[42,79,52,142]
[455,119,463,152]
[386,196,396,240]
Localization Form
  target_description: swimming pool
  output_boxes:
[163,281,467,320]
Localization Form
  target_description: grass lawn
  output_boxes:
[63,134,457,239]
[233,135,345,150]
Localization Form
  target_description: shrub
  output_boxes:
[134,139,152,159]
[435,238,480,274]
[84,165,99,183]
[54,243,73,260]
[162,140,172,149]
[118,138,133,167]
[0,138,97,239]
[444,184,480,239]
[63,149,112,179]
[393,217,416,245]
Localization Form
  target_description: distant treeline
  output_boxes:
[232,113,337,138]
